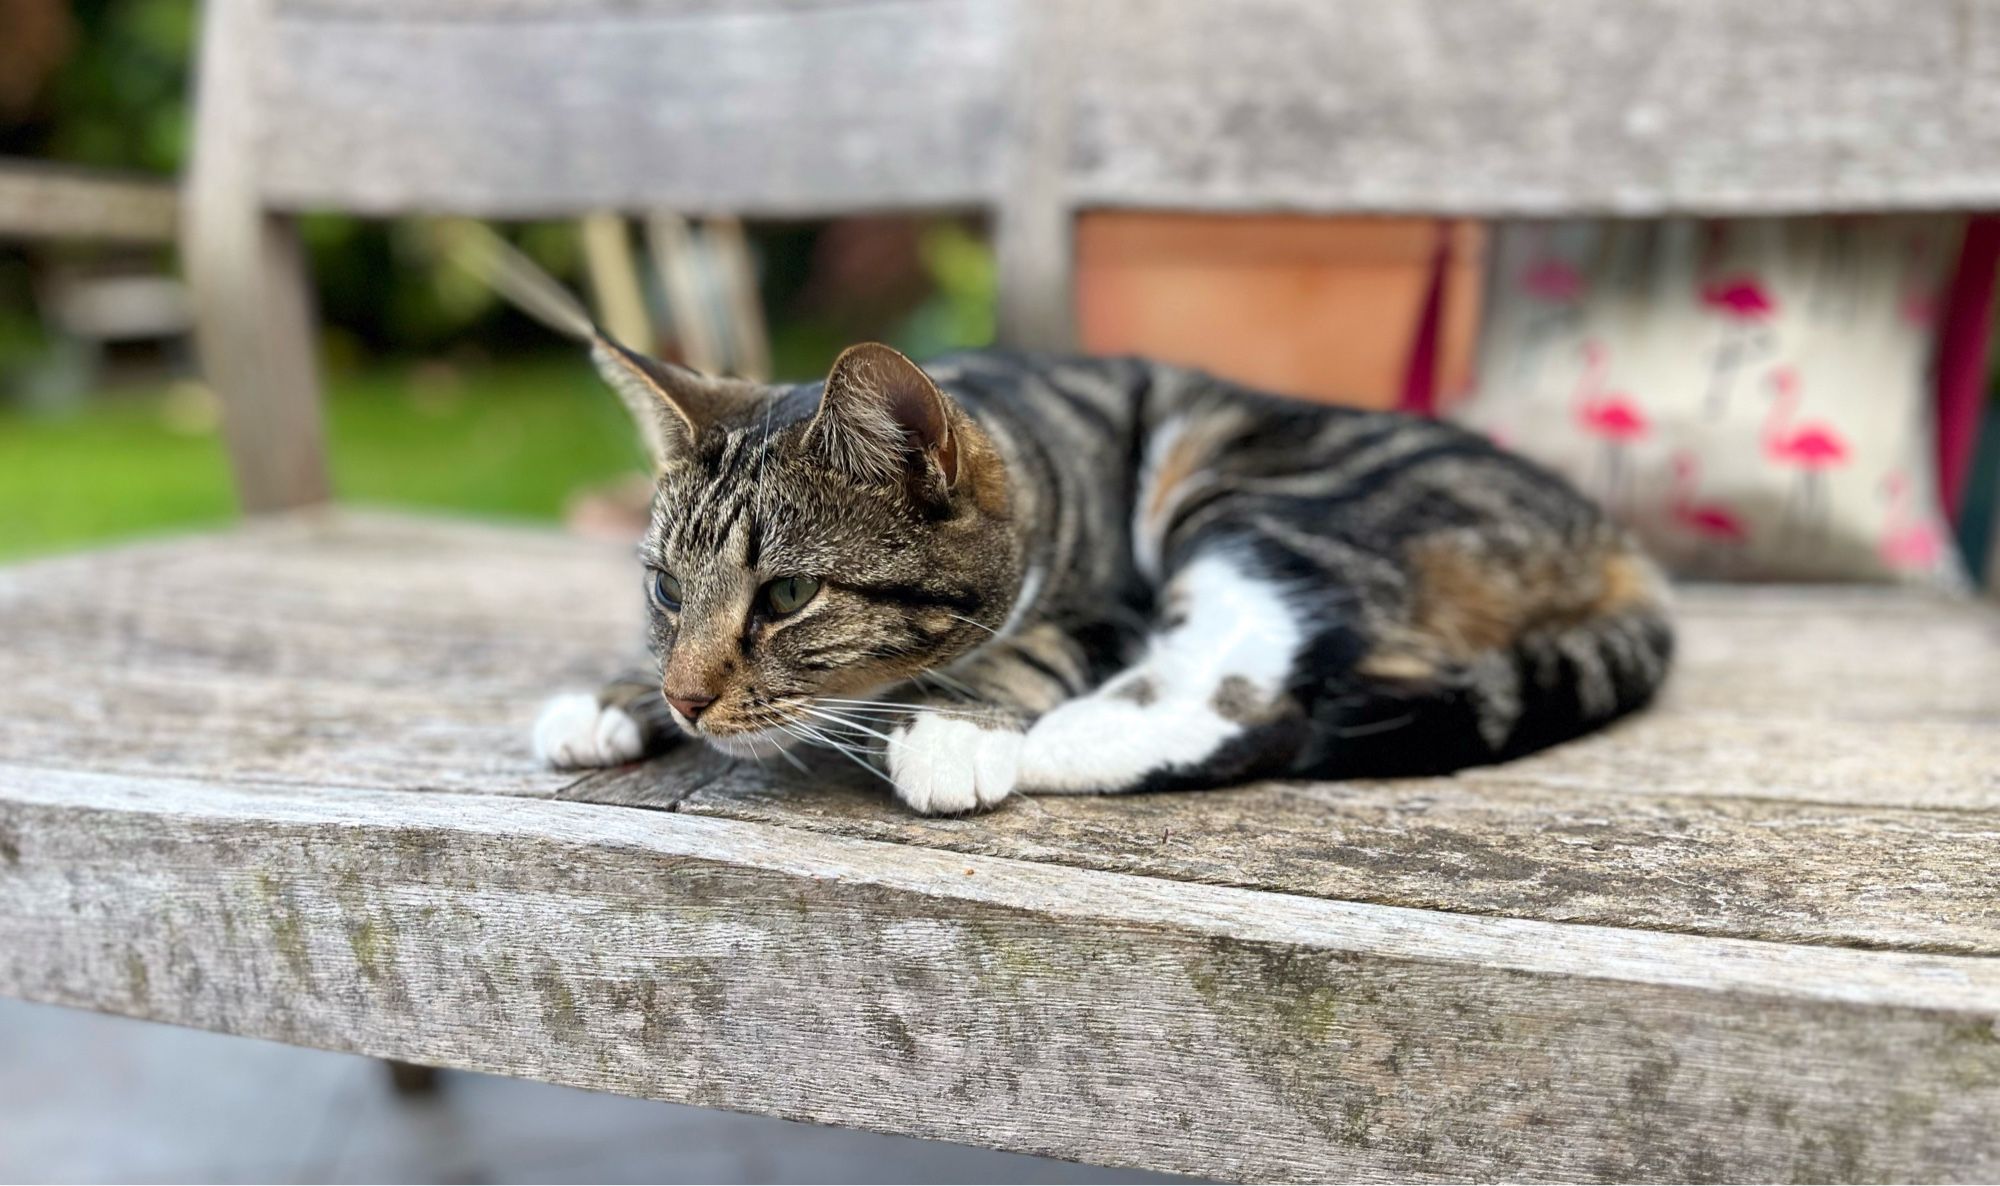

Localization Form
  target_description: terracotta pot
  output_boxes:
[1075,212,1484,410]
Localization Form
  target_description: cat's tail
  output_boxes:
[1314,543,1676,779]
[1010,530,1674,795]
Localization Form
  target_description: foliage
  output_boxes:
[0,358,645,560]
[33,0,192,174]
[4,0,998,371]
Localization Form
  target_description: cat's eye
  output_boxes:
[762,576,820,617]
[650,571,683,612]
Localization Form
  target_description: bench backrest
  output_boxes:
[186,0,2000,583]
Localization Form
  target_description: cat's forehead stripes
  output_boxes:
[653,426,778,561]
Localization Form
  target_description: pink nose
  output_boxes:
[666,692,714,721]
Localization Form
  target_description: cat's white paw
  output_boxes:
[887,716,1022,815]
[534,693,645,768]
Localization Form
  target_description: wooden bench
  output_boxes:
[4,1,1999,1179]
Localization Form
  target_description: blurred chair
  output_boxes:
[0,159,187,406]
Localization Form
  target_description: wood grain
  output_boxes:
[3,768,1997,1183]
[6,514,1993,934]
[184,0,331,511]
[238,0,2000,218]
[0,514,645,796]
[662,754,2000,955]
[5,513,1998,1179]
[1061,0,2000,216]
[0,160,178,243]
[254,0,1010,217]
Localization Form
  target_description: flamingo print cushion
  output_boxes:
[1451,217,1967,586]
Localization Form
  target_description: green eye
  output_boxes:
[763,575,820,617]
[650,571,683,612]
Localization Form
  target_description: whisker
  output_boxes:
[799,706,908,750]
[815,697,948,713]
[771,695,910,720]
[944,613,998,637]
[771,740,810,773]
[782,720,894,785]
[800,705,934,727]
[784,715,867,752]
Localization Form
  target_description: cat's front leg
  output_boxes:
[533,672,681,768]
[880,624,1092,815]
[883,707,1027,815]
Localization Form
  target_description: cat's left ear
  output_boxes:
[590,331,761,470]
[808,343,961,494]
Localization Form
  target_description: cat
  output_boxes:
[534,337,1673,814]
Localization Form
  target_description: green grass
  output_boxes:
[0,357,649,561]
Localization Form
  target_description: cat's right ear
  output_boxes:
[589,332,757,470]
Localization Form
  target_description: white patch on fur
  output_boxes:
[534,693,645,768]
[888,716,1023,815]
[1018,553,1302,793]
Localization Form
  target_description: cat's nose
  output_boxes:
[666,691,715,722]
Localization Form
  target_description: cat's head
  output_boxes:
[593,338,1021,755]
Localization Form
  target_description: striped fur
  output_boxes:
[537,342,1674,814]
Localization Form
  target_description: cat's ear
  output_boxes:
[589,332,760,470]
[808,342,960,494]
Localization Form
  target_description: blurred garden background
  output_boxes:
[4,0,1995,573]
[0,0,999,560]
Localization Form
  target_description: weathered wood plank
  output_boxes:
[1454,712,2000,809]
[2,767,1997,1182]
[242,0,2000,218]
[254,0,1010,216]
[8,520,1987,726]
[1062,0,2000,215]
[653,749,2000,955]
[275,0,909,19]
[4,513,1993,923]
[0,510,642,640]
[0,514,644,796]
[1665,584,2000,722]
[0,160,178,244]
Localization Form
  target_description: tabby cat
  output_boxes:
[534,338,1673,814]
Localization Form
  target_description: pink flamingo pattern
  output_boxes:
[1668,451,1749,560]
[1700,275,1777,418]
[1572,341,1650,511]
[1877,472,1947,572]
[1762,366,1851,544]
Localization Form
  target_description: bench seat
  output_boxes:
[2,511,1996,1180]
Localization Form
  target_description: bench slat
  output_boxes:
[256,0,1010,217]
[5,514,1993,948]
[4,514,1997,1178]
[2,766,1996,1183]
[1065,0,2000,216]
[243,0,2000,217]
[663,756,2000,954]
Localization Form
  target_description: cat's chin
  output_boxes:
[699,726,804,760]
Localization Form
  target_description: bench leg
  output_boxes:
[382,1058,441,1097]
[183,0,331,513]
